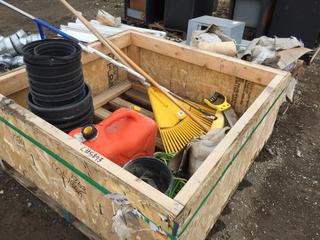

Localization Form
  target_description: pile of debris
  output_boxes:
[0,29,40,71]
[238,36,312,71]
[60,10,166,43]
[191,24,313,72]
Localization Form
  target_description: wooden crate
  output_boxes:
[0,31,290,240]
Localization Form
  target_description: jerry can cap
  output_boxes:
[82,125,98,141]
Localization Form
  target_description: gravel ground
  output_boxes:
[0,1,319,240]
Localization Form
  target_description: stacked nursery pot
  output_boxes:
[23,39,94,132]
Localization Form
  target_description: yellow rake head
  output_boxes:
[148,87,224,153]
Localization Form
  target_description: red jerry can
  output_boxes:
[69,108,158,166]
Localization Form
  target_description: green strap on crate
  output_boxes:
[0,115,175,239]
[0,88,285,240]
[176,88,286,238]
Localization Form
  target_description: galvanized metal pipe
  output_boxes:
[0,55,24,67]
[0,30,41,56]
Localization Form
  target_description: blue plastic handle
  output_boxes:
[33,18,79,42]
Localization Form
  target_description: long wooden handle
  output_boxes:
[60,0,209,132]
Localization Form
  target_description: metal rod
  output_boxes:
[0,0,35,20]
[0,0,147,83]
[33,18,77,41]
[36,23,46,39]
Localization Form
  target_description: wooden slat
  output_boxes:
[95,108,112,120]
[124,88,151,109]
[0,68,28,96]
[93,80,132,109]
[109,97,154,119]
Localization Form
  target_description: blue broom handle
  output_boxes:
[33,18,79,42]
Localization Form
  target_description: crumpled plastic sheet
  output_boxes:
[239,36,306,67]
[106,193,150,239]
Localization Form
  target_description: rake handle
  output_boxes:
[60,0,209,132]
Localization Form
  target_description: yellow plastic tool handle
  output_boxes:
[204,92,231,111]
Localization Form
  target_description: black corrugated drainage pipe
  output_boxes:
[23,39,94,132]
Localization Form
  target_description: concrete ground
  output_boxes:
[0,1,319,239]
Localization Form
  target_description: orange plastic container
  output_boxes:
[69,108,158,166]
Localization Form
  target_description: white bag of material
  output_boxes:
[188,127,230,176]
[251,45,279,65]
[170,127,230,178]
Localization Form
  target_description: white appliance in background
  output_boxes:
[186,15,245,45]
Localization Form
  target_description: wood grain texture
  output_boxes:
[139,49,266,115]
[131,32,286,86]
[174,74,290,240]
[0,96,183,239]
[109,97,154,119]
[95,108,112,120]
[93,80,132,109]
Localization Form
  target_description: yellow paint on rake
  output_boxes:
[169,129,182,152]
[149,87,224,153]
[174,127,190,144]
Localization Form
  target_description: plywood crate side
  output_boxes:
[1,162,101,240]
[0,96,183,239]
[131,32,285,85]
[173,74,291,239]
[138,48,267,115]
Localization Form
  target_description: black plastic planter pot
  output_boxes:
[29,77,84,95]
[23,39,84,87]
[30,82,85,106]
[27,84,92,119]
[23,39,81,66]
[54,108,94,133]
[124,157,173,193]
[25,61,82,78]
[28,73,84,89]
[26,84,94,132]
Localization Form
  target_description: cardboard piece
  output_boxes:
[96,10,121,27]
[277,47,313,70]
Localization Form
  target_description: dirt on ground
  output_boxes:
[208,55,320,240]
[0,1,319,240]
